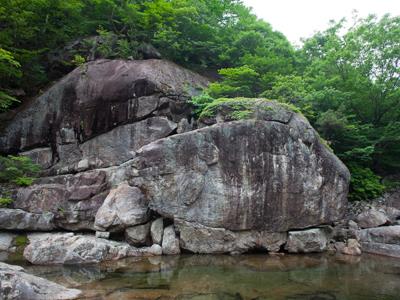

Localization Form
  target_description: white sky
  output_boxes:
[241,0,400,45]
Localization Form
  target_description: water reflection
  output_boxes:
[4,253,400,300]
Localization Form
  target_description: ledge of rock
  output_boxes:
[0,262,81,299]
[359,226,400,258]
[23,232,162,265]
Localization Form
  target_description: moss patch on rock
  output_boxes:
[197,97,301,124]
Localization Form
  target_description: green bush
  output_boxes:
[348,165,386,201]
[0,155,40,186]
[0,197,13,207]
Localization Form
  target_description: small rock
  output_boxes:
[125,222,151,246]
[151,218,164,245]
[348,220,359,231]
[162,226,180,255]
[0,262,81,299]
[334,242,346,252]
[285,228,328,253]
[0,232,17,252]
[341,239,362,256]
[95,231,110,239]
[356,208,389,229]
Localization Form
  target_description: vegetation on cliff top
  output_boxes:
[0,0,399,201]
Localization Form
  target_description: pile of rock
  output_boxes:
[328,201,400,258]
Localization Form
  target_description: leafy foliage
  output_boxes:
[0,155,40,186]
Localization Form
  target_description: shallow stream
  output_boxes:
[3,253,400,299]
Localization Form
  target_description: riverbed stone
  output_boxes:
[125,222,151,246]
[151,218,164,245]
[356,208,389,229]
[23,233,162,265]
[359,225,400,258]
[94,183,149,232]
[285,229,328,253]
[0,208,55,231]
[162,226,180,255]
[341,239,362,256]
[0,262,81,299]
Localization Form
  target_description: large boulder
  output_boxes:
[132,101,350,232]
[23,232,162,265]
[0,59,208,170]
[0,262,81,299]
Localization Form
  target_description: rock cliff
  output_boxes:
[0,59,351,260]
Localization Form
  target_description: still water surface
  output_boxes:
[5,253,400,299]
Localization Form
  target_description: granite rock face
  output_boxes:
[132,106,350,232]
[13,170,108,231]
[177,221,287,254]
[0,59,208,164]
[0,262,81,299]
[0,208,55,231]
[23,233,162,265]
[0,59,207,233]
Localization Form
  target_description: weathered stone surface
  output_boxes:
[125,222,151,246]
[177,221,286,254]
[151,218,164,245]
[24,233,162,265]
[20,147,53,170]
[0,208,54,231]
[95,231,110,239]
[285,229,328,253]
[133,108,350,232]
[359,226,400,245]
[0,59,208,156]
[356,209,389,229]
[162,226,180,255]
[94,183,149,232]
[0,232,17,252]
[359,226,400,258]
[54,116,177,173]
[0,262,81,299]
[360,242,400,258]
[13,170,108,231]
